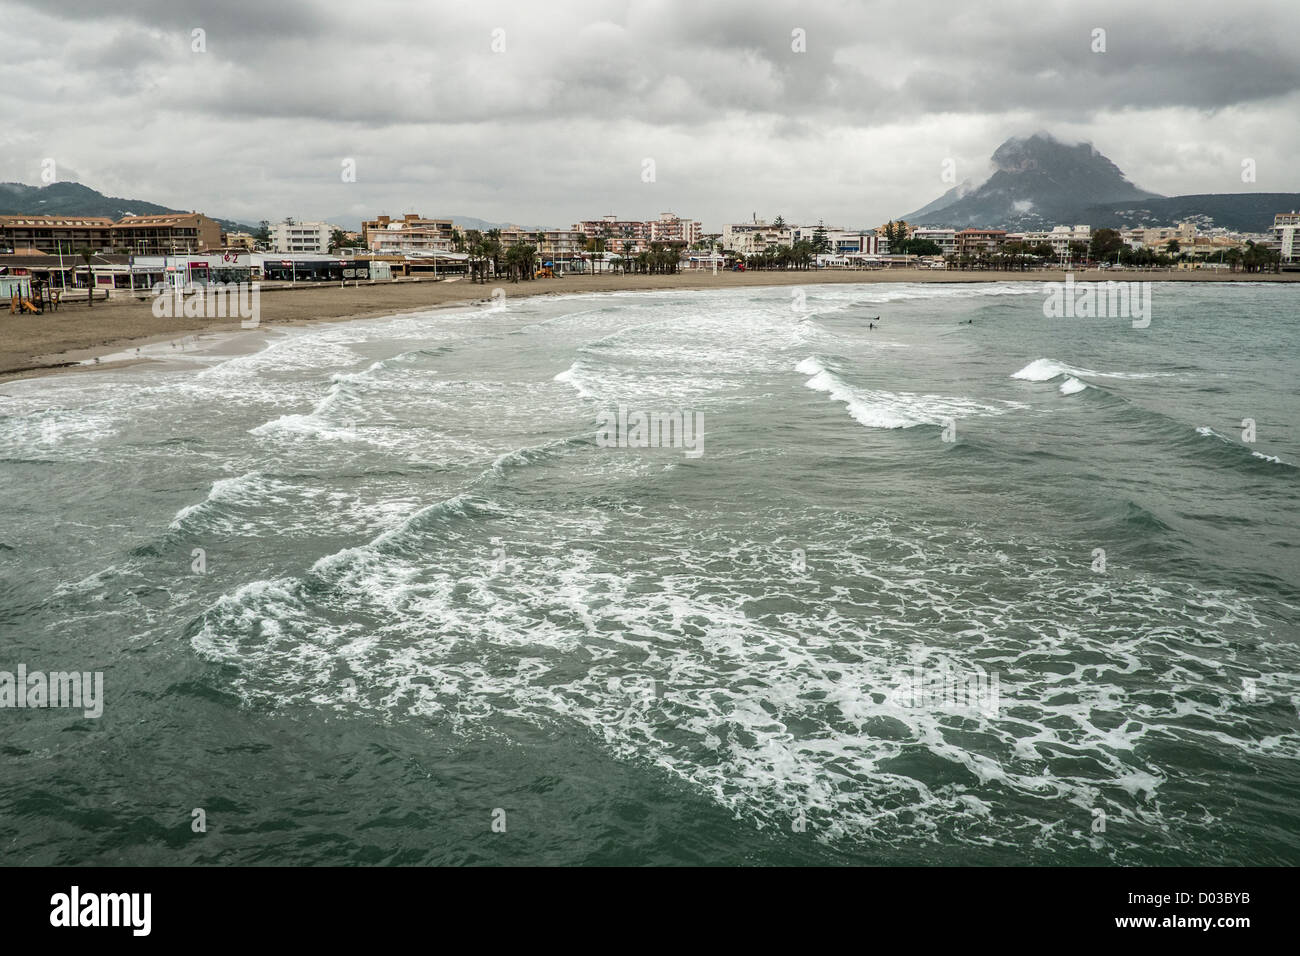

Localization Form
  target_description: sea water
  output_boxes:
[1,281,1297,865]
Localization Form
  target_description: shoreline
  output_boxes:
[2,268,1296,383]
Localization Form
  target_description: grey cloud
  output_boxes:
[0,0,1296,228]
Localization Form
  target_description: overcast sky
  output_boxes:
[2,0,1297,230]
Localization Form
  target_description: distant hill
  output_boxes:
[903,133,1160,228]
[1080,193,1300,233]
[0,181,258,234]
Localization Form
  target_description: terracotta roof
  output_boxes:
[113,214,205,226]
[0,215,114,227]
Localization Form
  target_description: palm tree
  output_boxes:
[486,229,503,278]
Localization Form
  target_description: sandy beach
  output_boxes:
[2,268,1295,382]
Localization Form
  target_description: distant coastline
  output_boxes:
[3,268,1297,383]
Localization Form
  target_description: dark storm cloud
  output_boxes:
[1,0,1296,228]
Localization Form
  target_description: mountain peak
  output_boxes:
[903,134,1160,228]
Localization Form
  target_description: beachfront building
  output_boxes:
[721,219,793,256]
[786,224,882,255]
[648,212,703,245]
[571,214,702,254]
[574,215,649,253]
[911,228,957,257]
[1125,221,1197,250]
[1273,212,1300,264]
[112,213,223,255]
[362,214,455,254]
[1,212,222,257]
[0,215,115,255]
[496,227,589,272]
[270,220,336,254]
[955,229,1007,257]
[1016,225,1091,256]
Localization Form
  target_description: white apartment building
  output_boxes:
[722,220,793,256]
[648,212,703,245]
[911,228,956,257]
[270,220,336,254]
[1274,212,1300,263]
[573,213,702,252]
[361,214,455,254]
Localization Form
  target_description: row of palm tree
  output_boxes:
[741,239,819,270]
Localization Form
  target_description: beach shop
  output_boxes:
[129,253,253,293]
[252,253,371,282]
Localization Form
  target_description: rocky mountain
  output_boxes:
[904,133,1161,227]
[902,134,1299,232]
[0,181,258,234]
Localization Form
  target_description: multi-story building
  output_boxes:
[362,214,455,254]
[911,228,956,257]
[1274,212,1300,264]
[788,225,887,255]
[648,212,702,245]
[955,229,1007,257]
[270,220,336,254]
[498,227,588,267]
[112,213,223,255]
[222,231,259,251]
[574,216,650,253]
[1,213,221,256]
[0,215,115,254]
[721,219,793,256]
[572,213,701,252]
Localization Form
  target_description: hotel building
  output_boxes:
[270,220,336,254]
[1274,212,1300,264]
[362,214,456,254]
[955,229,1007,257]
[0,212,222,256]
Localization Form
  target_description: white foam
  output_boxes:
[798,357,1019,430]
[1059,376,1088,395]
[1012,358,1172,383]
[169,471,287,530]
[554,363,599,400]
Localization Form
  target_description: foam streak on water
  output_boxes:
[2,282,1298,865]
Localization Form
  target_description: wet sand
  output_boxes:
[2,268,1295,382]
